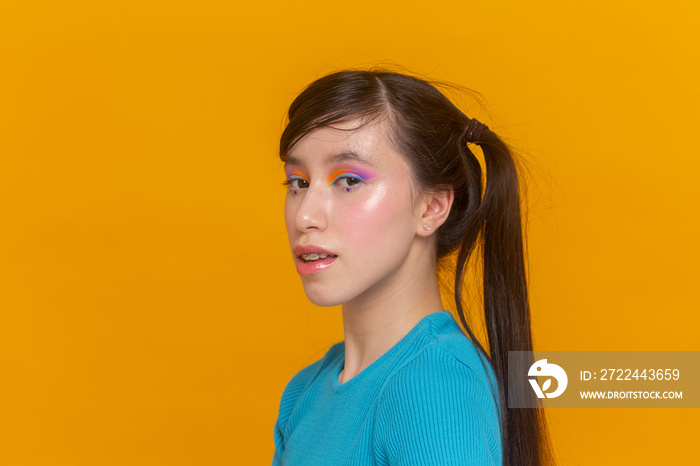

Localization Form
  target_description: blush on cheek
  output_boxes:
[340,183,417,256]
[355,182,417,225]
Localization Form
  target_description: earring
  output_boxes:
[423,224,431,231]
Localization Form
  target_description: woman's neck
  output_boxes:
[338,255,444,384]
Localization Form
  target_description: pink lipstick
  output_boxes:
[292,245,338,276]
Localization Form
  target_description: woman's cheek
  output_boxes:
[340,183,413,247]
[283,199,296,236]
[342,184,389,230]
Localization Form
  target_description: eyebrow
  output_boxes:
[284,151,372,169]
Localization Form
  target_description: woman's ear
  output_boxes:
[417,189,454,236]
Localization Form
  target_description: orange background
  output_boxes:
[1,1,698,464]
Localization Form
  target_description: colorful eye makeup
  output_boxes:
[283,166,378,193]
[285,169,306,179]
[327,167,377,192]
[326,167,376,186]
[282,171,308,194]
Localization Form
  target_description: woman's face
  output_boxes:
[283,119,425,307]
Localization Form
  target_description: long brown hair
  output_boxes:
[279,68,552,466]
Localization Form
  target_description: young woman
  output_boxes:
[272,69,551,465]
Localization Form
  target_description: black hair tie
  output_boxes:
[465,118,488,144]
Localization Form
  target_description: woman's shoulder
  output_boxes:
[402,311,497,388]
[373,315,502,465]
[376,312,500,418]
[383,334,498,404]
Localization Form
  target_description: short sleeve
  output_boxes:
[374,344,502,465]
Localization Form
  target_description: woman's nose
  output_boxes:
[294,185,329,232]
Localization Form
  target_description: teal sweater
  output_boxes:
[272,311,502,465]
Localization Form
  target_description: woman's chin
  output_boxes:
[301,283,349,307]
[303,293,344,308]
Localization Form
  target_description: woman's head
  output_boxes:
[280,69,487,260]
[282,117,451,306]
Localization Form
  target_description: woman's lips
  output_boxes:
[292,245,338,275]
[296,255,338,275]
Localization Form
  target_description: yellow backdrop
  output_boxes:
[1,1,698,464]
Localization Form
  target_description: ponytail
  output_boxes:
[451,125,552,466]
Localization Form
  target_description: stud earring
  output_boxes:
[423,224,431,231]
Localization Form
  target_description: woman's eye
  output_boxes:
[286,177,309,190]
[333,175,363,188]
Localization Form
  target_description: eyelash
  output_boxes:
[281,176,309,192]
[282,174,366,193]
[330,174,365,191]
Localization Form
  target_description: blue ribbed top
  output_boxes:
[272,311,502,465]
